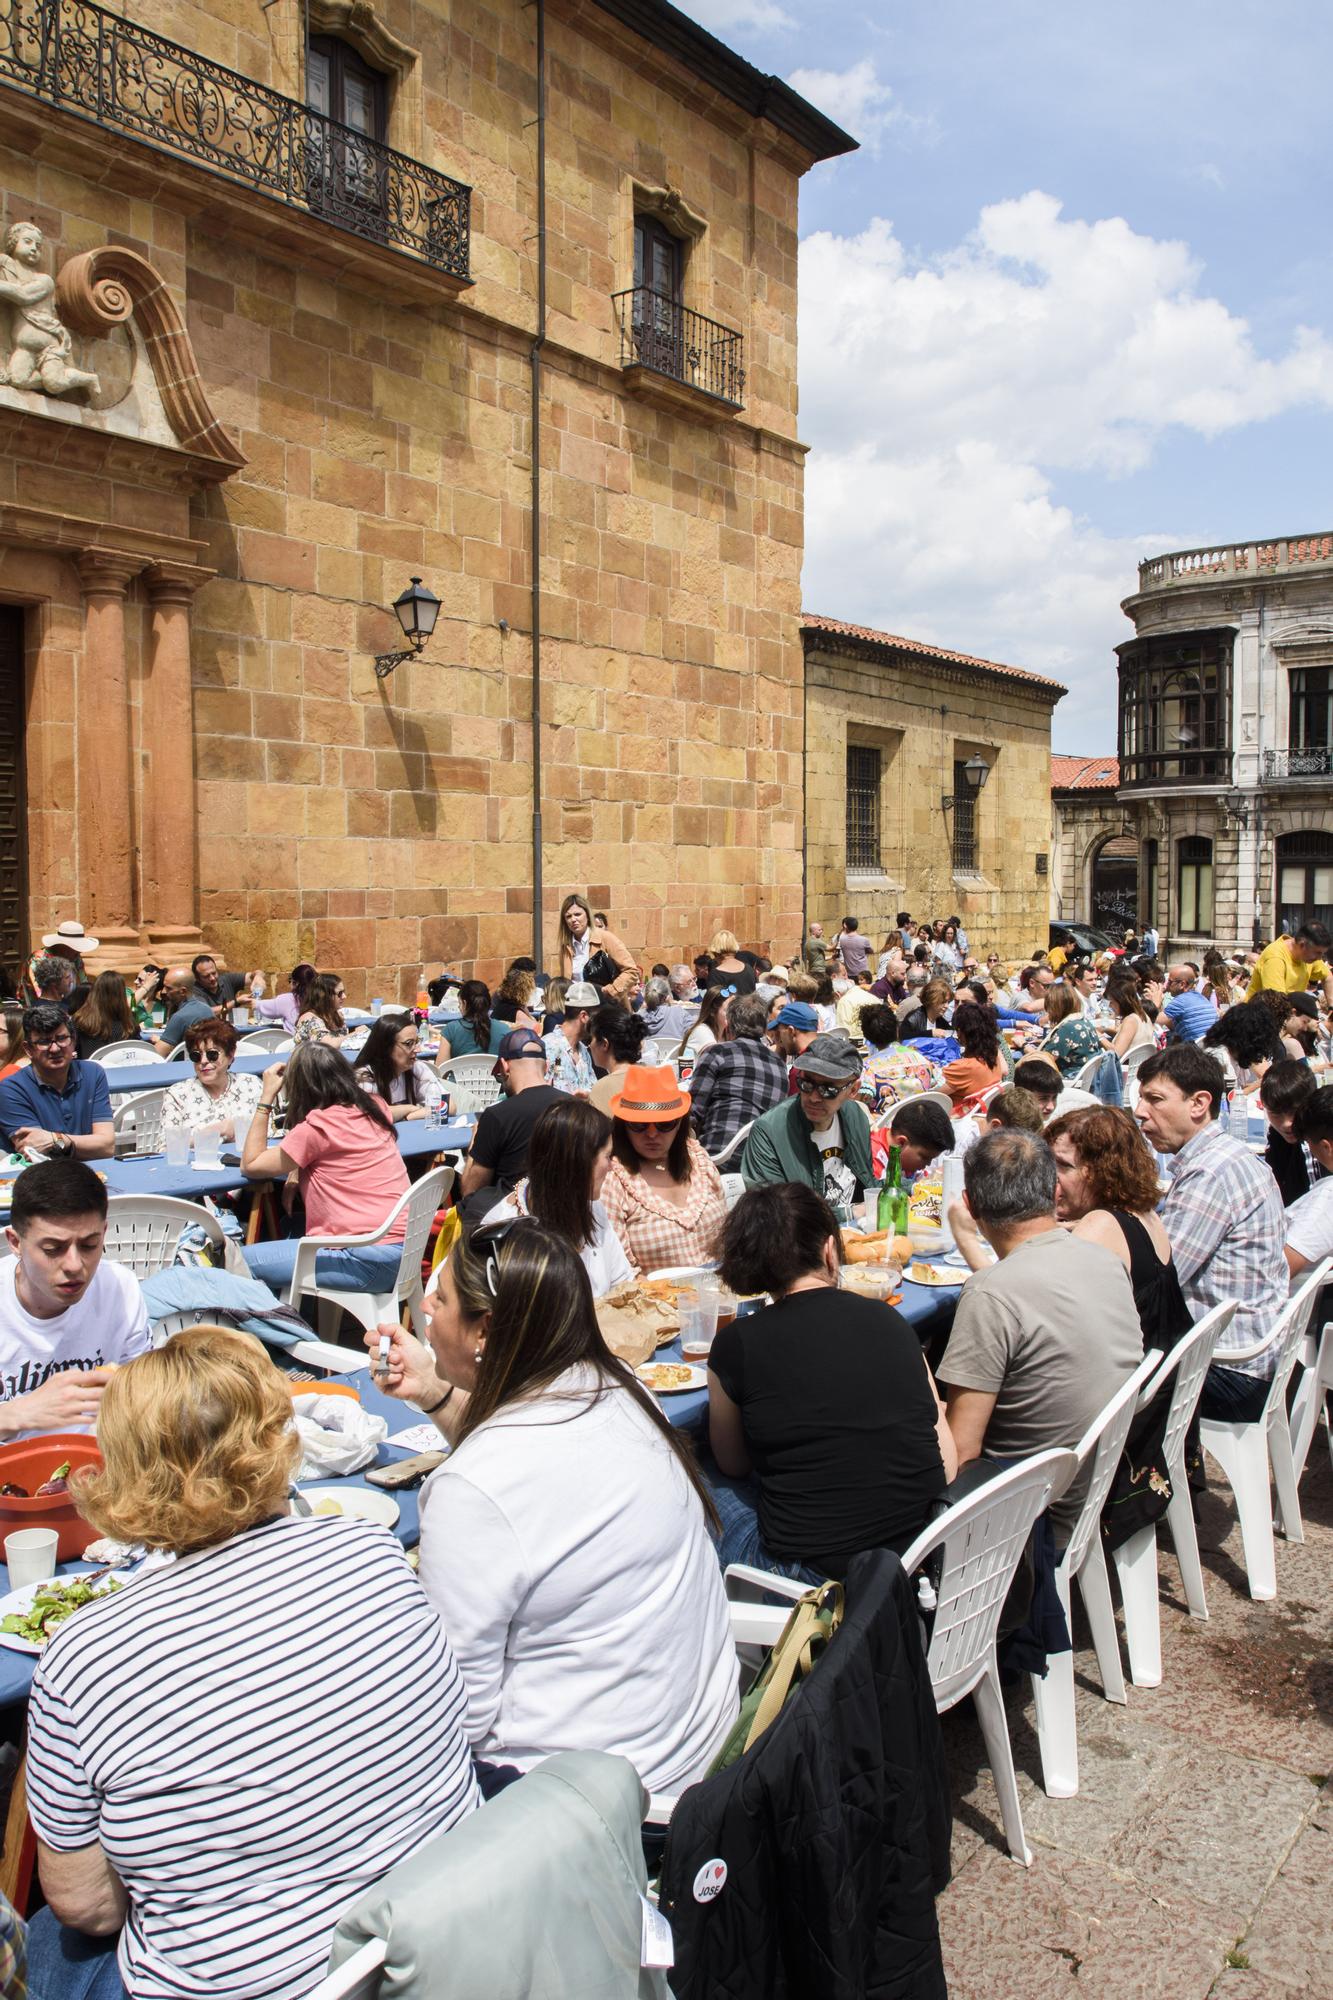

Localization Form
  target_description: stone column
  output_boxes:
[143,562,211,956]
[76,549,142,955]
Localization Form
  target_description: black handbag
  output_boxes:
[583,947,619,988]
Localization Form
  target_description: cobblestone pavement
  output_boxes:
[936,1441,1333,1999]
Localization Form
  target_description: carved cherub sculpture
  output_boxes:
[0,221,99,397]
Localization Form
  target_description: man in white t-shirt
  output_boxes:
[1285,1086,1333,1281]
[0,1158,150,1437]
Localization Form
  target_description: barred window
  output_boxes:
[951,760,977,873]
[846,745,881,870]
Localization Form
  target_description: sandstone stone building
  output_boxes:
[801,615,1065,963]
[0,0,850,995]
[1049,753,1137,938]
[1051,535,1333,957]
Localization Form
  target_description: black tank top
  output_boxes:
[1113,1210,1192,1354]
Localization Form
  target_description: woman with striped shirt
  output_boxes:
[25,1327,480,2000]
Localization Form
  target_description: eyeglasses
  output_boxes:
[796,1075,849,1100]
[29,1030,73,1049]
[193,1047,225,1064]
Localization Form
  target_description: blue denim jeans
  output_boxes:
[241,1240,404,1292]
[26,1908,128,2000]
[705,1467,826,1585]
[1198,1361,1271,1424]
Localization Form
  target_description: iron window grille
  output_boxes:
[845,744,881,870]
[0,0,471,278]
[951,760,977,872]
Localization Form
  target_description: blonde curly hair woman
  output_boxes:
[24,1328,479,2000]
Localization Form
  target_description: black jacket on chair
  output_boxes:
[658,1549,950,2000]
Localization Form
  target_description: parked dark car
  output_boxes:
[1050,921,1121,957]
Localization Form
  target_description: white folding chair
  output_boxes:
[307,1939,387,2000]
[436,1054,503,1114]
[898,1448,1078,1865]
[90,1039,155,1068]
[1111,1301,1237,1688]
[708,1119,753,1167]
[111,1088,169,1158]
[103,1195,227,1278]
[284,1164,454,1341]
[244,1026,295,1053]
[1198,1259,1332,1600]
[1030,1349,1162,1797]
[1289,1299,1333,1487]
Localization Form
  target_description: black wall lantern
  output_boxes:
[374,577,441,680]
[941,754,990,812]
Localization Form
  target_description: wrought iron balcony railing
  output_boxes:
[0,0,470,279]
[1264,747,1333,781]
[613,288,744,408]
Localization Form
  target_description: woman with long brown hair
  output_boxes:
[481,1096,633,1294]
[365,1219,738,1796]
[291,971,347,1048]
[556,893,637,1001]
[71,967,136,1058]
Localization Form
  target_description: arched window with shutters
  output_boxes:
[1177,835,1213,936]
[1275,829,1333,936]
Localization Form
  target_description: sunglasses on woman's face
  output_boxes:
[193,1047,224,1065]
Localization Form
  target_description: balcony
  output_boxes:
[1136,533,1333,595]
[1264,747,1333,782]
[613,288,744,416]
[0,0,470,282]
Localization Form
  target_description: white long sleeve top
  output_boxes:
[418,1366,738,1794]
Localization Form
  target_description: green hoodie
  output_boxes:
[739,1091,874,1198]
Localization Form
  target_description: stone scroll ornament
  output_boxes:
[0,221,100,397]
[54,243,245,469]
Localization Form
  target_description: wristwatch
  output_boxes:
[53,1134,74,1157]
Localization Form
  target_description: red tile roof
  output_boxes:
[1051,753,1120,790]
[801,613,1067,692]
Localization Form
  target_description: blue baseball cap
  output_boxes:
[773,1001,818,1031]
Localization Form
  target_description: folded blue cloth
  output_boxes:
[140,1268,312,1349]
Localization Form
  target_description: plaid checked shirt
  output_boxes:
[1162,1122,1289,1377]
[687,1037,788,1155]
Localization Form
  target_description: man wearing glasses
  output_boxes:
[739,1031,873,1210]
[0,1004,114,1160]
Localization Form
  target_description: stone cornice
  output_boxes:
[0,503,209,570]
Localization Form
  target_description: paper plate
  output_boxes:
[296,1485,400,1529]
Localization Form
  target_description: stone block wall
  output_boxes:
[2,0,815,998]
[804,635,1062,966]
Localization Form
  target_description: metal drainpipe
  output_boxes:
[529,0,547,967]
[1252,590,1265,947]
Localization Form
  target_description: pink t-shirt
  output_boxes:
[281,1104,409,1241]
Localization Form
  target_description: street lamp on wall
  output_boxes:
[373,577,441,680]
[941,755,991,812]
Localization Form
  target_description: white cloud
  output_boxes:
[677,0,794,33]
[786,57,929,152]
[798,195,1333,745]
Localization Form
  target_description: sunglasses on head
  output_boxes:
[469,1216,520,1298]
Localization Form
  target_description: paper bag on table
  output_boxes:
[594,1283,677,1366]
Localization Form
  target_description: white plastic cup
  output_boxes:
[5,1528,58,1587]
[680,1280,720,1358]
[163,1126,190,1167]
[231,1002,250,1028]
[193,1127,223,1169]
[371,998,384,1017]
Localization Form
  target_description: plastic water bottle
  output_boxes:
[1227,1088,1250,1143]
[421,1076,445,1130]
[250,971,266,1000]
[371,997,383,1018]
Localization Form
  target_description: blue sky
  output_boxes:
[680,1,1333,749]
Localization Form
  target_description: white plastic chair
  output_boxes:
[898,1447,1078,1865]
[284,1164,454,1341]
[1289,1307,1333,1486]
[914,1089,954,1115]
[103,1195,227,1278]
[1198,1259,1332,1600]
[244,1026,295,1053]
[1111,1301,1237,1688]
[1030,1349,1162,1798]
[1070,1052,1107,1092]
[91,1039,156,1068]
[308,1941,387,2000]
[708,1119,753,1167]
[436,1054,503,1114]
[112,1088,168,1158]
[152,1309,366,1376]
